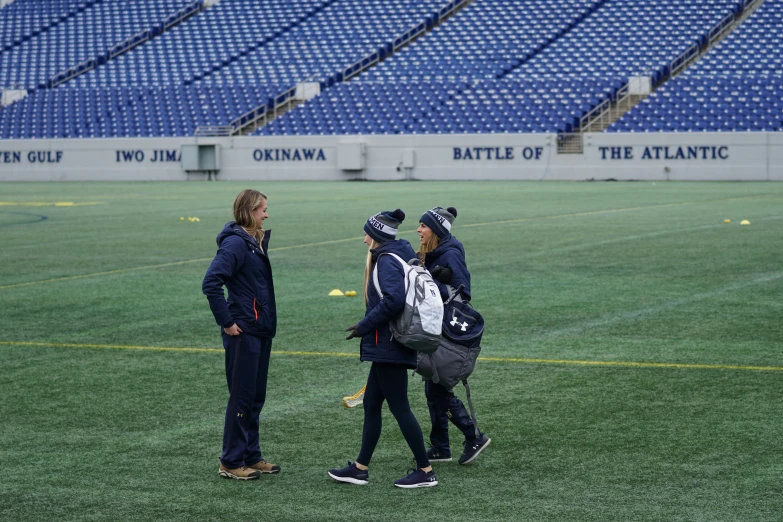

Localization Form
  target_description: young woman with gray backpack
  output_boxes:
[328,209,439,489]
[415,207,491,465]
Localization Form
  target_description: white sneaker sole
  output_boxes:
[328,471,368,485]
[460,438,491,465]
[395,481,439,488]
[218,470,260,480]
[429,457,452,462]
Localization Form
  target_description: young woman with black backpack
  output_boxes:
[327,209,438,488]
[417,206,491,465]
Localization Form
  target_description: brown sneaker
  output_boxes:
[218,463,262,480]
[247,460,281,474]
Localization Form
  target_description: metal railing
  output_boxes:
[48,0,204,88]
[707,11,736,47]
[577,82,629,132]
[669,41,700,80]
[556,134,584,154]
[219,75,318,136]
[556,82,635,153]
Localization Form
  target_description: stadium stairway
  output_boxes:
[590,0,766,135]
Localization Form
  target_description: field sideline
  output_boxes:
[1,181,782,521]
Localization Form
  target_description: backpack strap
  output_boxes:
[462,379,482,440]
[444,283,465,306]
[371,252,407,299]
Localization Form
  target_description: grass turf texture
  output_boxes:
[1,181,782,521]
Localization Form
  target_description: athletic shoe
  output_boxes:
[458,434,491,465]
[328,462,369,485]
[394,468,438,488]
[426,447,452,462]
[218,463,262,480]
[248,459,281,474]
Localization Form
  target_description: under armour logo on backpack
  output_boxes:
[450,315,468,331]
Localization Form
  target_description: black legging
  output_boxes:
[357,362,430,469]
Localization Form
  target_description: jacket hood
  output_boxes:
[428,234,465,261]
[216,221,271,250]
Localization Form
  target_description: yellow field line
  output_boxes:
[2,341,781,372]
[479,356,783,372]
[1,193,779,290]
[0,202,104,207]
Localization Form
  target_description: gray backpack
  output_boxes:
[415,284,483,388]
[372,253,444,354]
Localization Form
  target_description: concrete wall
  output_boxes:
[0,132,781,181]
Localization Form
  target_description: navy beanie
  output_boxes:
[364,209,405,243]
[420,206,457,239]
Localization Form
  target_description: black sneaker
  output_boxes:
[458,434,491,465]
[394,468,438,488]
[328,461,369,485]
[426,447,452,462]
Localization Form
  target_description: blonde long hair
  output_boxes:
[233,189,267,247]
[363,239,382,305]
[417,227,440,264]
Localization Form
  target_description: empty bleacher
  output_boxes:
[261,0,746,135]
[71,0,330,87]
[0,84,281,138]
[0,0,199,90]
[0,0,779,139]
[0,0,95,52]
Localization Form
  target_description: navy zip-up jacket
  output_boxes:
[202,222,276,338]
[356,239,418,368]
[423,234,471,302]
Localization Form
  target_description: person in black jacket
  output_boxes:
[328,209,438,489]
[202,189,280,480]
[417,206,491,465]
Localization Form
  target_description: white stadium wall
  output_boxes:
[0,132,781,181]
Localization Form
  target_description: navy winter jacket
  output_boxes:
[423,234,471,302]
[202,222,276,338]
[356,239,418,369]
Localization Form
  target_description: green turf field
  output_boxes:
[1,181,782,521]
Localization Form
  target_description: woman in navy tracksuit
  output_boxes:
[202,189,280,480]
[417,206,491,465]
[328,209,438,489]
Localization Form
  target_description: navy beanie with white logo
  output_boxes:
[364,209,405,243]
[420,206,457,239]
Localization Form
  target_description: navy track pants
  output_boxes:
[220,332,272,469]
[425,379,477,452]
